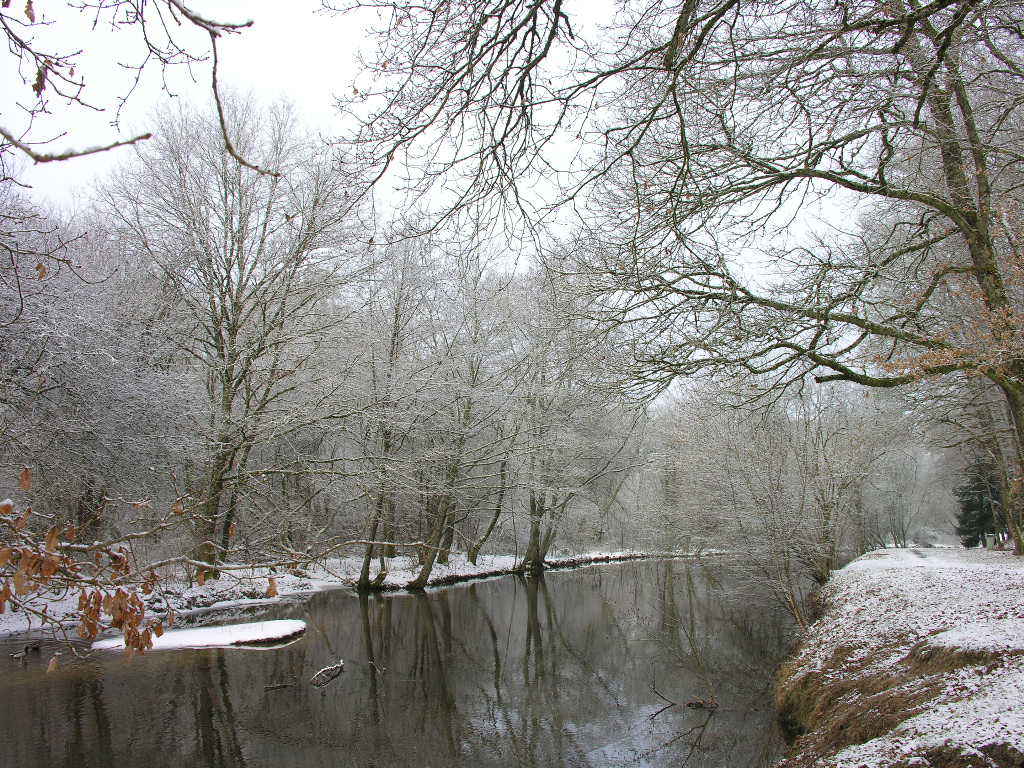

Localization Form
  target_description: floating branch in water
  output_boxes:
[310,659,345,688]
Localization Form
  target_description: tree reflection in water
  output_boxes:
[0,558,793,768]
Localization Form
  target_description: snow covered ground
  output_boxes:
[0,549,663,639]
[777,547,1024,768]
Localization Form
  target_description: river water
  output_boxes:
[0,558,793,767]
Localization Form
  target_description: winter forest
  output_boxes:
[2,0,1022,673]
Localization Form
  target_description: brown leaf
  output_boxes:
[46,656,58,674]
[196,569,206,586]
[65,525,77,541]
[0,548,11,567]
[31,65,45,96]
[14,507,30,530]
[172,501,184,515]
[19,466,31,491]
[13,567,28,596]
[266,577,278,598]
[152,622,164,638]
[24,0,34,23]
[0,499,13,516]
[34,262,47,280]
[227,522,237,538]
[45,526,59,552]
[40,554,58,580]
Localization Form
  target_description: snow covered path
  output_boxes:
[776,548,1024,768]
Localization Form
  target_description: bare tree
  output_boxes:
[101,99,361,574]
[653,383,922,625]
[337,0,1024,549]
[0,0,266,173]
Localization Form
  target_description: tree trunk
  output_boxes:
[521,490,546,574]
[994,380,1024,554]
[358,496,385,589]
[382,497,397,558]
[468,458,508,565]
[437,516,455,565]
[196,447,235,578]
[407,499,451,589]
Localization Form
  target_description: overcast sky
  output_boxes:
[3,1,369,211]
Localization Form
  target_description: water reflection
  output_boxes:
[0,558,792,768]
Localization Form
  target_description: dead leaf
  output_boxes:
[19,466,31,491]
[31,64,45,97]
[40,554,58,580]
[266,577,278,598]
[227,522,237,538]
[45,526,59,552]
[34,262,46,280]
[24,0,34,24]
[13,567,28,596]
[46,656,58,674]
[196,569,206,586]
[172,501,184,515]
[14,507,30,530]
[0,548,11,567]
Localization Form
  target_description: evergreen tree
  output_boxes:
[953,459,1006,548]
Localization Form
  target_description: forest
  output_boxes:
[1,0,1022,649]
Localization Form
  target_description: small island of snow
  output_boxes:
[91,619,306,651]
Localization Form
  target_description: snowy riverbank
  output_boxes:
[0,549,675,639]
[776,548,1024,768]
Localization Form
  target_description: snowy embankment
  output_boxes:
[776,548,1024,768]
[0,550,668,638]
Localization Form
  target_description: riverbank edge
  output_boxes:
[772,548,1024,768]
[360,550,693,591]
[1,548,703,639]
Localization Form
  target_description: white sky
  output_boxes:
[3,1,370,212]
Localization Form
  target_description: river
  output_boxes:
[0,557,794,767]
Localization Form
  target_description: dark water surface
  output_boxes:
[0,558,793,768]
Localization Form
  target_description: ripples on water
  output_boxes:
[0,558,794,767]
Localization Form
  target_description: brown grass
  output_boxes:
[907,637,1019,677]
[776,658,943,767]
[886,743,1024,767]
[775,635,1024,768]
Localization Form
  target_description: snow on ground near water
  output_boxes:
[790,547,1024,767]
[91,619,307,651]
[0,549,658,639]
